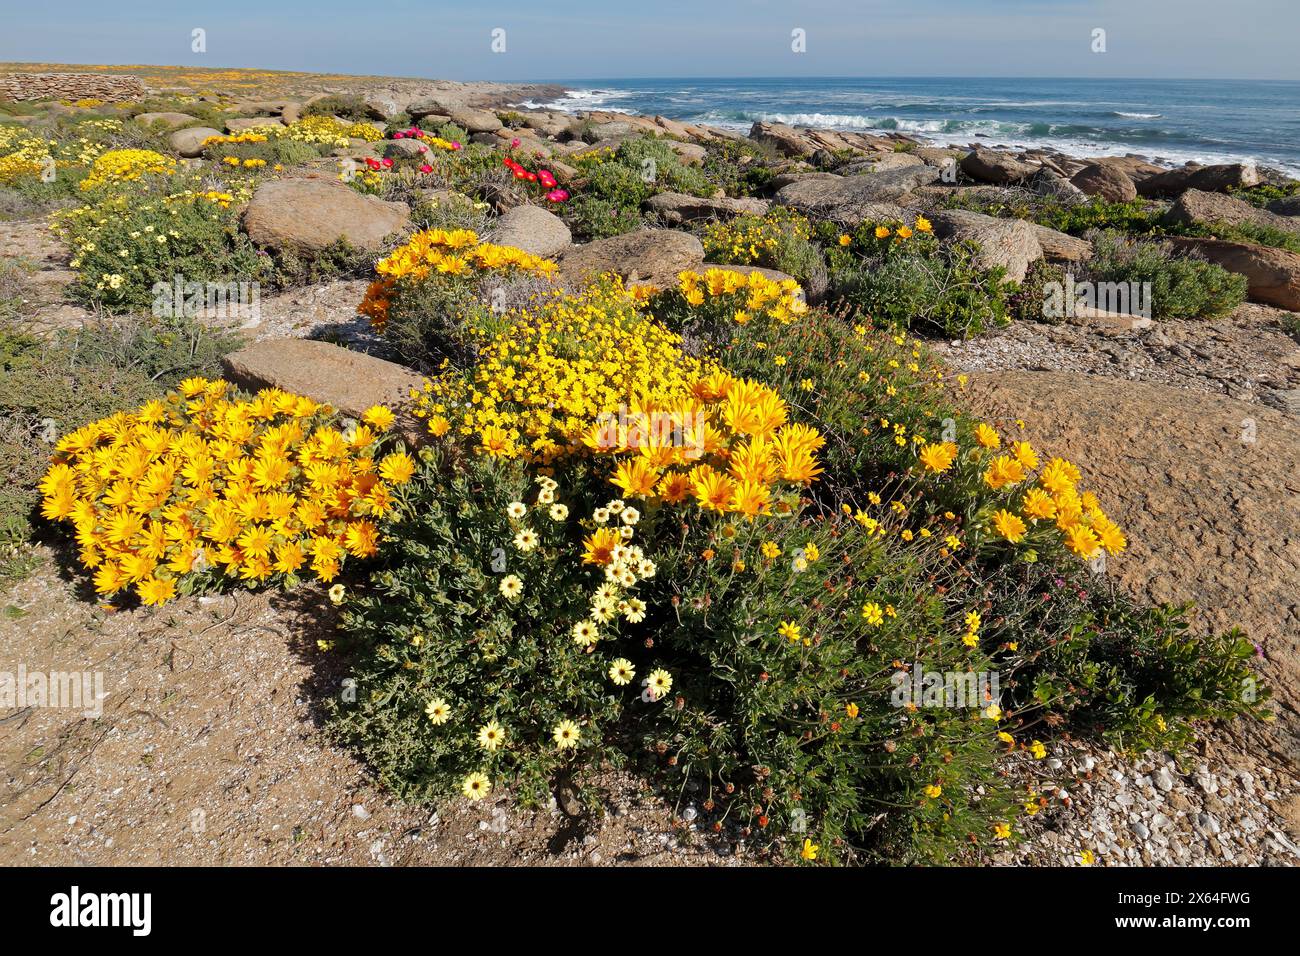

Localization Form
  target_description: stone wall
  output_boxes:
[0,72,148,102]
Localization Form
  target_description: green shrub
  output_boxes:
[563,136,715,240]
[1036,197,1164,236]
[635,502,1024,864]
[300,94,380,122]
[1008,259,1069,324]
[1183,219,1300,254]
[1086,230,1247,319]
[55,179,271,313]
[701,207,827,296]
[823,219,1015,338]
[270,137,326,166]
[329,450,627,809]
[976,560,1270,751]
[1227,181,1300,208]
[266,236,376,290]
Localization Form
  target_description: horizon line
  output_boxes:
[3,61,1298,86]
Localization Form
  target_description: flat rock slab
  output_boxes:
[560,228,704,288]
[1164,189,1300,236]
[963,370,1300,770]
[774,166,937,224]
[221,338,425,442]
[643,191,769,225]
[243,179,410,254]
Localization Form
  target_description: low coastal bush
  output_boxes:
[328,453,632,808]
[1227,181,1300,208]
[357,227,558,369]
[822,216,1015,337]
[701,207,828,295]
[700,138,777,197]
[1180,219,1300,255]
[53,177,269,313]
[1085,230,1247,319]
[564,136,714,239]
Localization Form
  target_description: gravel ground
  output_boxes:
[932,305,1300,416]
[0,552,744,867]
[993,738,1300,866]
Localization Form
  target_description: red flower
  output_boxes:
[545,188,569,203]
[381,157,394,168]
[419,164,433,174]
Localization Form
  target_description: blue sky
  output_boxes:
[1,0,1296,81]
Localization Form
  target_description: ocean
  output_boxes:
[516,76,1300,176]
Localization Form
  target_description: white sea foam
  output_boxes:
[519,88,1300,176]
[515,88,636,113]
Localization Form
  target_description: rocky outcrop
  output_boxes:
[1029,168,1085,201]
[1163,189,1300,235]
[169,126,222,158]
[747,121,905,159]
[960,147,1038,185]
[243,179,410,254]
[928,209,1044,282]
[1166,236,1300,310]
[1137,163,1263,198]
[749,122,818,158]
[559,228,704,288]
[773,167,937,224]
[488,204,573,258]
[449,107,503,134]
[837,153,926,176]
[1030,224,1093,262]
[136,112,199,129]
[1070,163,1138,202]
[643,191,768,225]
[1268,196,1300,217]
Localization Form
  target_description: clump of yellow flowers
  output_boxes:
[701,207,811,265]
[358,227,557,332]
[412,280,824,516]
[0,119,123,185]
[38,379,414,606]
[915,422,1127,561]
[675,267,808,325]
[79,148,176,191]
